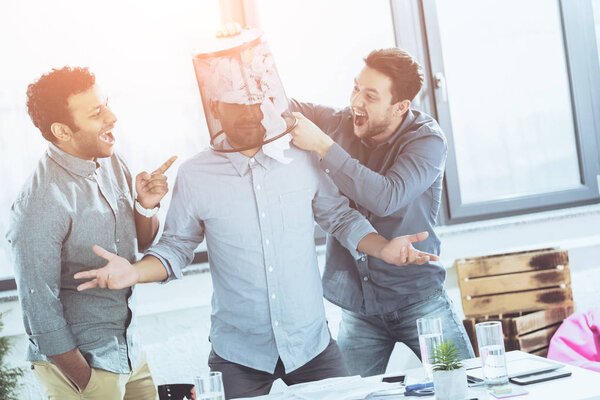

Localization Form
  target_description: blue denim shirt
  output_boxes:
[146,144,375,373]
[6,144,141,373]
[290,100,448,315]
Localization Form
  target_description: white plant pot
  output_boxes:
[432,367,467,400]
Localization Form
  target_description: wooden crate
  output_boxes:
[456,248,573,317]
[463,306,574,357]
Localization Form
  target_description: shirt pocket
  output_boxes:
[280,188,314,234]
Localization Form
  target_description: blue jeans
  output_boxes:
[337,289,474,377]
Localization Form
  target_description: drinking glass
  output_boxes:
[475,321,509,390]
[194,371,225,400]
[416,317,443,381]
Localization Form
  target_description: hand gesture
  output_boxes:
[380,232,440,266]
[74,245,139,291]
[135,156,177,209]
[291,112,334,158]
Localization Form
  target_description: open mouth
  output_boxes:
[353,109,368,127]
[99,130,115,145]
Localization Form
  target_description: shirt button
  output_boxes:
[271,294,276,300]
[250,158,256,163]
[29,289,35,294]
[256,184,261,191]
[116,238,120,243]
[268,266,273,272]
[274,321,279,327]
[361,256,366,262]
[363,276,369,282]
[261,212,266,218]
[265,239,270,245]
[325,168,330,174]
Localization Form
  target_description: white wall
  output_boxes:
[1,204,599,399]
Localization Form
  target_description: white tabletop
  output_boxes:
[235,351,600,400]
[462,351,600,400]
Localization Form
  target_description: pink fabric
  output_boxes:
[547,307,600,373]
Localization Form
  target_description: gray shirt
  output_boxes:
[291,100,448,315]
[146,144,375,373]
[6,144,141,374]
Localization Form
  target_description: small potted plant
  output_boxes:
[431,340,467,400]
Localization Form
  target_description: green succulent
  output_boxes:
[431,340,463,371]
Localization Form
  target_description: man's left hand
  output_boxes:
[135,155,177,209]
[380,232,440,266]
[291,112,334,158]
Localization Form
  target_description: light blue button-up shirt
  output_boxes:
[146,144,375,373]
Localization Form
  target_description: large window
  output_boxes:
[393,0,600,223]
[0,1,224,280]
[0,1,395,280]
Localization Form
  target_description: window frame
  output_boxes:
[391,0,600,225]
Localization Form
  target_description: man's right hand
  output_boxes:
[74,245,139,291]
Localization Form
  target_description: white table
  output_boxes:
[461,351,600,400]
[236,351,600,400]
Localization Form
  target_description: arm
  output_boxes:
[291,109,447,217]
[134,156,177,249]
[49,349,92,391]
[309,154,437,266]
[75,166,205,289]
[7,197,91,390]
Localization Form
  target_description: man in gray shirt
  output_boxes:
[74,84,438,398]
[7,66,175,399]
[290,48,475,376]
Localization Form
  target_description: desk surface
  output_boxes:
[464,351,600,400]
[237,351,600,400]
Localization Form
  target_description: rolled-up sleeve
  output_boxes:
[145,167,205,282]
[7,196,76,356]
[310,155,375,259]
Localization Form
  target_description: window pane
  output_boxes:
[594,0,600,60]
[258,0,395,108]
[435,0,581,204]
[0,0,221,278]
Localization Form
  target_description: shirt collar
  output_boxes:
[220,140,274,177]
[361,108,417,148]
[47,143,99,178]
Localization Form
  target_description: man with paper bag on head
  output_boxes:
[74,29,438,399]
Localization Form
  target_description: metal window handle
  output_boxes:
[434,72,448,102]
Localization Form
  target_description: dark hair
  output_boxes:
[26,66,96,142]
[364,48,424,104]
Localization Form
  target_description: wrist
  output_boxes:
[317,136,334,159]
[135,199,159,217]
[132,264,143,285]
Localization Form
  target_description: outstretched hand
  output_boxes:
[74,245,139,291]
[135,155,177,209]
[380,232,440,266]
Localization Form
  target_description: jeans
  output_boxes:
[337,289,474,377]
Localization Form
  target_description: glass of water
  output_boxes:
[194,371,225,400]
[475,321,509,390]
[416,317,443,381]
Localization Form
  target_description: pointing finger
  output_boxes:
[152,155,178,175]
[92,245,116,262]
[74,270,98,280]
[77,278,99,291]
